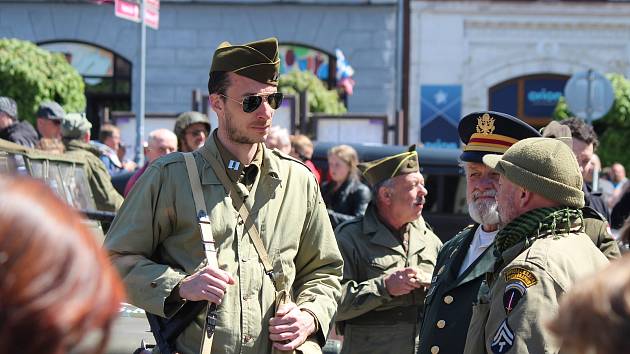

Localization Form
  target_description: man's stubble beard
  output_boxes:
[225,109,263,145]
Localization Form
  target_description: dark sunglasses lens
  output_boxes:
[268,93,283,109]
[242,95,263,113]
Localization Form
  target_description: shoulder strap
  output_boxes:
[183,153,218,268]
[202,149,276,285]
[182,152,215,354]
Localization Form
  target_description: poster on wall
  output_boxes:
[279,44,331,85]
[420,85,462,149]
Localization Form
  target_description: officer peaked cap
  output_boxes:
[459,111,541,163]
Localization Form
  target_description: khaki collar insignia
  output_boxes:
[476,113,496,135]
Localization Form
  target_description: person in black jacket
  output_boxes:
[0,96,38,148]
[321,144,371,228]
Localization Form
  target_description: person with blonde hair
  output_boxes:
[290,134,321,182]
[321,144,371,228]
[0,176,125,354]
[548,254,630,354]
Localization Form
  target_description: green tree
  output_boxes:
[279,70,346,114]
[553,73,630,169]
[0,38,85,125]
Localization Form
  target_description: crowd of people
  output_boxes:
[1,36,630,354]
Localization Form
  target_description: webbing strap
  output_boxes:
[182,152,214,354]
[201,148,276,283]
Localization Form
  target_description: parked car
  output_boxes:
[312,142,471,241]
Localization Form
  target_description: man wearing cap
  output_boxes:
[36,100,65,140]
[174,111,211,152]
[61,113,123,212]
[418,111,541,354]
[0,96,38,148]
[334,146,442,354]
[541,120,620,260]
[462,137,608,354]
[105,38,342,354]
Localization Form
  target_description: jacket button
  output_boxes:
[150,281,158,288]
[444,295,454,304]
[431,345,440,354]
[436,320,446,329]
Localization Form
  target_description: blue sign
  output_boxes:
[523,79,565,118]
[420,85,461,149]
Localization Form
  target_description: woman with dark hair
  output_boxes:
[321,144,371,229]
[0,176,125,354]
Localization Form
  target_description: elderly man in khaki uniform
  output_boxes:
[463,137,609,354]
[335,146,442,354]
[105,38,343,354]
[61,112,123,212]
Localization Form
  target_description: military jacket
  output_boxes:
[418,224,496,354]
[582,207,620,260]
[463,228,608,354]
[104,137,343,354]
[64,139,123,212]
[335,204,442,354]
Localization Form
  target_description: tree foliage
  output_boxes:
[0,38,85,124]
[553,73,630,170]
[279,70,346,114]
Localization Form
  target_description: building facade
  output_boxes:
[410,0,630,148]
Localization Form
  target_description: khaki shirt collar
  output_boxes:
[362,203,426,257]
[212,130,264,187]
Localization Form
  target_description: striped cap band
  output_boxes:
[463,133,519,154]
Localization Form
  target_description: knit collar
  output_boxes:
[494,206,583,257]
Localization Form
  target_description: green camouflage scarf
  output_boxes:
[494,207,583,257]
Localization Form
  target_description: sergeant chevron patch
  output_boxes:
[491,319,515,354]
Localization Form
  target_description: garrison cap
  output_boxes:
[210,37,280,86]
[36,101,65,121]
[459,111,541,163]
[483,137,584,208]
[61,112,92,139]
[0,96,17,120]
[541,120,573,148]
[359,145,419,187]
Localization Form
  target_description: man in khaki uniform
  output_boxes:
[104,38,343,354]
[463,137,609,354]
[335,146,443,354]
[61,112,123,212]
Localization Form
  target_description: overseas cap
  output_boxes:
[210,37,280,86]
[37,101,66,121]
[61,112,92,139]
[0,97,17,120]
[541,120,573,148]
[459,111,541,163]
[359,145,419,187]
[173,111,211,138]
[483,137,584,208]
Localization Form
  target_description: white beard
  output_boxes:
[468,192,500,226]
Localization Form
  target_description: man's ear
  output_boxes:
[209,94,224,116]
[520,188,533,208]
[378,186,392,205]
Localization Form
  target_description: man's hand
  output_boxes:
[268,302,316,350]
[178,265,235,304]
[384,267,423,296]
